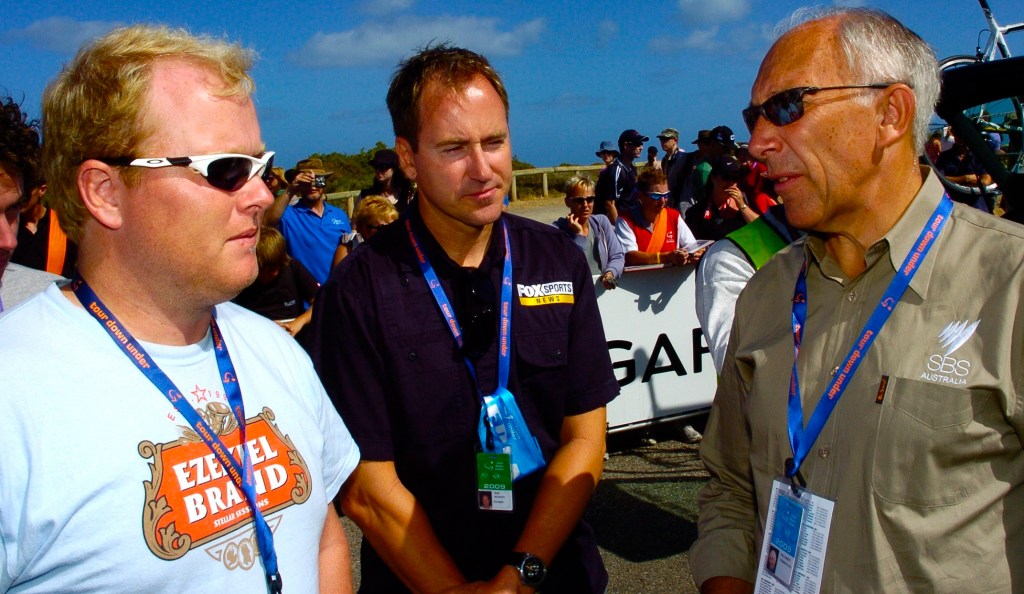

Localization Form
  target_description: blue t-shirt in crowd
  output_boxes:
[278,201,352,283]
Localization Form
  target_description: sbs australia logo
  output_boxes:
[920,320,980,385]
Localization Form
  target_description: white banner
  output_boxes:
[597,264,718,431]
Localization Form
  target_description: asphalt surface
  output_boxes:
[507,194,569,226]
[339,197,710,593]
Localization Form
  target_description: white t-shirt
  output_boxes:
[694,239,756,374]
[0,285,360,592]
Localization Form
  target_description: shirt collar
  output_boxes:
[406,205,505,277]
[293,198,326,213]
[803,167,947,297]
[879,167,948,298]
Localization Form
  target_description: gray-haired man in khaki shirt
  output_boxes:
[692,7,1024,594]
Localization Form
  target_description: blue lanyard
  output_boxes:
[786,196,953,488]
[404,218,512,398]
[72,276,283,593]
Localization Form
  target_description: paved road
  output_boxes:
[507,194,569,225]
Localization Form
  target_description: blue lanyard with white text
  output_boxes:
[404,218,512,399]
[72,276,283,593]
[785,196,953,490]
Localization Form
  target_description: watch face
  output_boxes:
[521,556,546,584]
[510,552,546,586]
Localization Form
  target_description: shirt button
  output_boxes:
[847,291,858,302]
[408,351,417,361]
[830,366,839,376]
[818,446,831,459]
[554,349,563,360]
[401,276,410,287]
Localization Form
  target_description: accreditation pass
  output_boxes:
[476,452,513,512]
[753,478,835,594]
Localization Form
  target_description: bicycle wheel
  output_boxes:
[939,55,982,72]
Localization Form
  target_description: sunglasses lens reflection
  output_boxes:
[206,157,254,191]
[743,89,806,132]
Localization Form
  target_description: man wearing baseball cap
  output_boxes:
[658,128,692,211]
[595,129,647,224]
[657,128,682,174]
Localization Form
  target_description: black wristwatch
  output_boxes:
[507,551,546,588]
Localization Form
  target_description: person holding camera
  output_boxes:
[266,157,352,283]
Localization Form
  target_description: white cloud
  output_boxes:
[292,15,546,68]
[597,19,619,47]
[5,17,123,54]
[649,26,722,53]
[676,0,750,25]
[358,0,415,17]
[649,21,777,56]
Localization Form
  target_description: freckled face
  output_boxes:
[747,19,882,233]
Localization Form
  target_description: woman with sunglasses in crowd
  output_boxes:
[553,175,624,289]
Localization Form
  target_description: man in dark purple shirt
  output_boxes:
[310,44,619,594]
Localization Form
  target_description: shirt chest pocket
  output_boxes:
[380,281,472,442]
[871,376,1001,507]
[513,329,571,422]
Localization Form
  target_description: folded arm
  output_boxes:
[339,461,467,594]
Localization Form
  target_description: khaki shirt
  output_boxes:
[692,170,1024,592]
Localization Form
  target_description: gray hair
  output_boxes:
[778,7,940,153]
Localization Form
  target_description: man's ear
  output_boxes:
[877,83,916,149]
[394,137,416,182]
[77,159,124,231]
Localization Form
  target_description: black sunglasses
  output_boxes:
[99,151,275,192]
[569,196,595,205]
[741,84,898,133]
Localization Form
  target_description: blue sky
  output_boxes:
[0,0,1016,169]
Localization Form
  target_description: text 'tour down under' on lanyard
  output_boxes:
[404,217,547,480]
[785,195,953,495]
[72,276,283,593]
[404,218,511,429]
